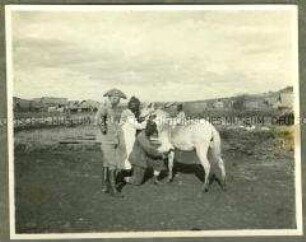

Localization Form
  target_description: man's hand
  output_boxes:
[139,117,146,123]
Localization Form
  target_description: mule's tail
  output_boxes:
[210,127,226,189]
[210,127,222,156]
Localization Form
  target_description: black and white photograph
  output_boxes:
[5,4,302,239]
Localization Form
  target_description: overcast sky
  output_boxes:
[10,6,297,102]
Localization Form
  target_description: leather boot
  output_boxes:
[101,167,109,193]
[115,169,128,192]
[109,169,123,197]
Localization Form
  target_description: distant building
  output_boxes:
[278,87,293,110]
[242,87,293,111]
[263,94,279,109]
[262,87,293,110]
[33,97,68,107]
[66,100,80,113]
[78,100,100,112]
[213,99,224,109]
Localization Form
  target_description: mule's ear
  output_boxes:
[148,102,156,109]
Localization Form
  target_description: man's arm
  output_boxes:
[130,117,147,130]
[96,104,108,134]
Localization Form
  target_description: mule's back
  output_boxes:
[170,121,215,151]
[153,108,215,151]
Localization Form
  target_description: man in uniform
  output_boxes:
[96,88,127,197]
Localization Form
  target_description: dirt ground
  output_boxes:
[14,126,296,233]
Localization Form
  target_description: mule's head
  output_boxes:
[140,102,173,136]
[139,102,156,119]
[163,102,180,118]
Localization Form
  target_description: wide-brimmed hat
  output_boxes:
[103,88,127,99]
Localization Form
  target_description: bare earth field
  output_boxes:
[14,126,296,233]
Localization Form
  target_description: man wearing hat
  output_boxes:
[96,88,127,197]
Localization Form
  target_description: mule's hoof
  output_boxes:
[202,185,209,192]
[101,187,110,194]
[153,177,162,185]
[166,177,173,183]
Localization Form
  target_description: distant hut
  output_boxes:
[33,97,68,108]
[30,100,46,112]
[78,100,100,112]
[66,101,80,113]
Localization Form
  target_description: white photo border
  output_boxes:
[5,4,303,240]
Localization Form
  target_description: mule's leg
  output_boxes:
[195,143,210,192]
[166,150,175,183]
[153,170,161,185]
